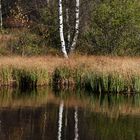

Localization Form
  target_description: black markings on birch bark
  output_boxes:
[58,0,80,57]
[59,0,68,58]
[70,0,80,53]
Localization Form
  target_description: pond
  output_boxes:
[0,88,139,140]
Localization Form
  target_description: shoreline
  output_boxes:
[0,56,140,94]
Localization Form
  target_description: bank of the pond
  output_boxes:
[0,56,140,93]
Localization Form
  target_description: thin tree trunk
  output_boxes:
[70,0,80,53]
[59,0,68,58]
[66,0,71,52]
[58,101,64,140]
[0,0,3,31]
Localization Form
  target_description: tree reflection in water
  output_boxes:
[0,88,139,140]
[58,101,64,140]
[74,106,79,140]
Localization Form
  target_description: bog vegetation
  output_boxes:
[0,56,140,94]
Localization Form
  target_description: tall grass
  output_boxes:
[0,56,140,93]
[53,66,140,94]
[0,66,13,86]
[0,66,49,88]
[13,67,49,88]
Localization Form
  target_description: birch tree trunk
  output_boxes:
[70,0,80,53]
[59,0,68,58]
[0,0,2,30]
[66,0,71,52]
[58,101,64,140]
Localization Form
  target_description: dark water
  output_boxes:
[0,88,139,140]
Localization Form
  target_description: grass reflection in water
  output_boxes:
[0,87,139,140]
[0,87,139,116]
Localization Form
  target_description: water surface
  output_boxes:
[0,88,139,140]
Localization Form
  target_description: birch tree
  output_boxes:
[59,0,68,58]
[58,0,80,57]
[66,0,71,52]
[70,0,80,53]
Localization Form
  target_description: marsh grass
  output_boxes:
[53,66,140,94]
[0,56,140,93]
[0,66,49,88]
[13,67,49,88]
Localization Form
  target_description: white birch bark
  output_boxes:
[0,0,2,30]
[66,1,71,52]
[58,101,64,140]
[74,106,79,140]
[70,0,80,53]
[59,0,68,58]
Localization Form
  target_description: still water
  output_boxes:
[0,88,139,140]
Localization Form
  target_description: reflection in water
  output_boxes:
[42,108,47,140]
[0,88,139,140]
[74,107,79,140]
[58,101,64,140]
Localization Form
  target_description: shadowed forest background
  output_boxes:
[0,0,140,56]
